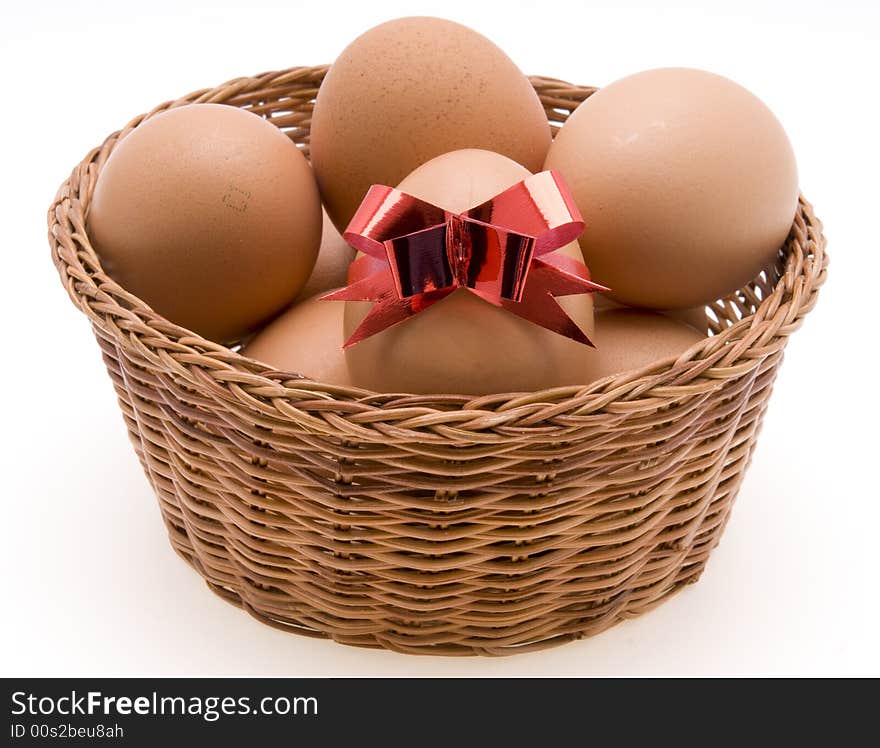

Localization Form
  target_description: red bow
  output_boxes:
[323,170,607,348]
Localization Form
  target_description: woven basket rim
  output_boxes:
[49,65,828,428]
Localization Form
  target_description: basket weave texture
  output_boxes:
[49,65,827,656]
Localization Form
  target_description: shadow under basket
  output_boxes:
[49,65,828,656]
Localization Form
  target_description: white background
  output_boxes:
[2,0,877,676]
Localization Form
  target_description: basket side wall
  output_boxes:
[48,67,827,656]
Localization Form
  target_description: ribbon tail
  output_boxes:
[321,272,392,302]
[536,255,609,295]
[498,290,595,347]
[475,256,607,346]
[322,254,397,302]
[342,288,455,348]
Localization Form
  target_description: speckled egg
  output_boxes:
[311,17,552,232]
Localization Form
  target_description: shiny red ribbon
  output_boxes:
[323,170,607,348]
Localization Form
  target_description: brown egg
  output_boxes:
[545,68,799,309]
[665,306,707,333]
[311,17,551,232]
[88,103,322,343]
[593,293,707,334]
[242,293,351,385]
[584,309,705,383]
[296,209,356,300]
[343,150,597,395]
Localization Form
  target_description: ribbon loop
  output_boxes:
[324,170,608,348]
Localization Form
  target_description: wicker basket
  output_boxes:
[49,65,827,656]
